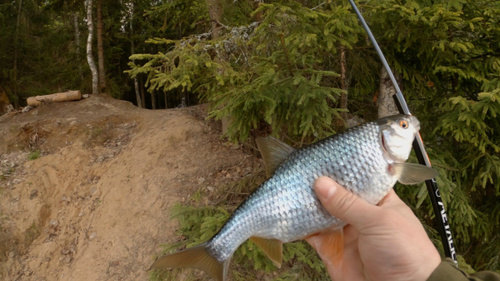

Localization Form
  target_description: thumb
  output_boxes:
[314,176,376,228]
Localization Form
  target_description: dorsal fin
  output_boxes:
[255,137,296,177]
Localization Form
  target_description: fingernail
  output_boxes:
[315,179,336,200]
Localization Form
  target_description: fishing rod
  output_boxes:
[346,0,457,262]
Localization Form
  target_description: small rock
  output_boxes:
[89,187,97,195]
[9,251,15,258]
[29,189,38,199]
[12,178,23,185]
[78,211,85,217]
[89,232,97,240]
[49,219,59,229]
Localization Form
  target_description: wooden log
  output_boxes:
[27,90,82,107]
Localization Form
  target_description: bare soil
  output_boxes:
[0,95,262,281]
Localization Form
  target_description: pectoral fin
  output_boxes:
[249,237,283,268]
[394,163,438,185]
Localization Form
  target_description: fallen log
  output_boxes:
[27,90,82,107]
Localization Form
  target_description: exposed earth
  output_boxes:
[0,95,262,281]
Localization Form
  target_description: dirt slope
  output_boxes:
[0,96,261,281]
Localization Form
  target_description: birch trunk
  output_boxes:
[96,0,106,93]
[86,0,98,95]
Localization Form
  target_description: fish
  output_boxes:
[150,114,437,281]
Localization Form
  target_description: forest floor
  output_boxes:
[0,95,262,281]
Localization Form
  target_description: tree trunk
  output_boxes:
[206,0,230,132]
[334,43,348,128]
[339,44,348,113]
[151,93,156,110]
[96,0,106,94]
[13,0,23,107]
[74,13,83,80]
[27,91,82,107]
[139,76,145,108]
[377,67,400,118]
[86,0,98,95]
[206,0,223,39]
[129,1,142,108]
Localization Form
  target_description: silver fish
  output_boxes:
[150,114,437,281]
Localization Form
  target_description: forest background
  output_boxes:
[0,0,498,278]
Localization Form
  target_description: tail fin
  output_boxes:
[150,243,229,281]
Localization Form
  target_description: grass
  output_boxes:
[28,150,41,160]
[24,221,41,246]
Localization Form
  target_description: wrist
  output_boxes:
[414,251,441,281]
[426,258,470,281]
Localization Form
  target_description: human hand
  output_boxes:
[306,177,441,281]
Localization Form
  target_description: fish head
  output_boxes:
[378,115,420,163]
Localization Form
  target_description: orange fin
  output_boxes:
[150,243,229,281]
[249,236,283,268]
[308,228,344,265]
[326,228,344,264]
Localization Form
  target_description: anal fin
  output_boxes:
[306,228,344,265]
[249,236,283,268]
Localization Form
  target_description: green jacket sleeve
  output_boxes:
[427,258,500,281]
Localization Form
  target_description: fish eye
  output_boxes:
[399,120,409,129]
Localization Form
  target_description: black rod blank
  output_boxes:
[346,0,457,262]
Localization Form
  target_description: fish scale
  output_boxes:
[150,114,438,281]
